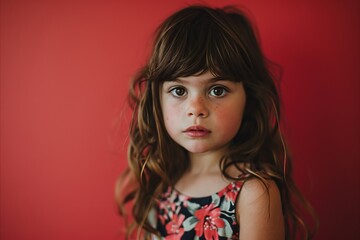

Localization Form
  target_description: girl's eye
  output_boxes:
[209,86,228,97]
[170,87,187,97]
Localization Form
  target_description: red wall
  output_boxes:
[1,0,359,239]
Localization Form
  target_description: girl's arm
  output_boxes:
[237,178,285,240]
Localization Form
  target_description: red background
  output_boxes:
[1,0,359,239]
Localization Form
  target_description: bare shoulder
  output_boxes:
[238,177,280,203]
[236,178,285,240]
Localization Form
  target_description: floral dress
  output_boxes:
[150,180,245,240]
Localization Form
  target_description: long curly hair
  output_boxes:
[116,5,316,240]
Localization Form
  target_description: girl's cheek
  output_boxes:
[163,105,178,121]
[215,103,245,127]
[162,104,180,134]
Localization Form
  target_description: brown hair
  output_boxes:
[116,5,316,239]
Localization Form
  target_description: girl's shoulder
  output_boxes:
[237,177,280,206]
[236,177,285,239]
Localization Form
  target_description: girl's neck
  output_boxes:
[175,147,245,197]
[188,147,227,175]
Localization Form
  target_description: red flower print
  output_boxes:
[225,183,240,202]
[218,182,242,202]
[165,214,185,240]
[194,204,225,240]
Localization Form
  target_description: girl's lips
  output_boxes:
[184,126,211,137]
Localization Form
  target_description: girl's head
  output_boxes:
[122,5,315,239]
[132,5,281,177]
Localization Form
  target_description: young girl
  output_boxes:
[116,5,315,240]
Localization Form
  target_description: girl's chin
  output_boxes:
[183,146,223,155]
[183,146,210,154]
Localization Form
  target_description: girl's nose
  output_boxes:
[187,96,209,118]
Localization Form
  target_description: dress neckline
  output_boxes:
[171,179,244,200]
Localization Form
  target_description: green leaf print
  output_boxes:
[186,201,200,214]
[220,197,231,211]
[183,216,198,231]
[211,193,221,207]
[218,219,233,237]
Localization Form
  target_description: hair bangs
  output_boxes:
[204,22,250,82]
[149,6,251,83]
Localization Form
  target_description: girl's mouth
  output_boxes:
[184,126,211,137]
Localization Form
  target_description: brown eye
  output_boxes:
[210,86,227,97]
[170,87,187,97]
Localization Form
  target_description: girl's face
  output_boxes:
[161,71,246,155]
